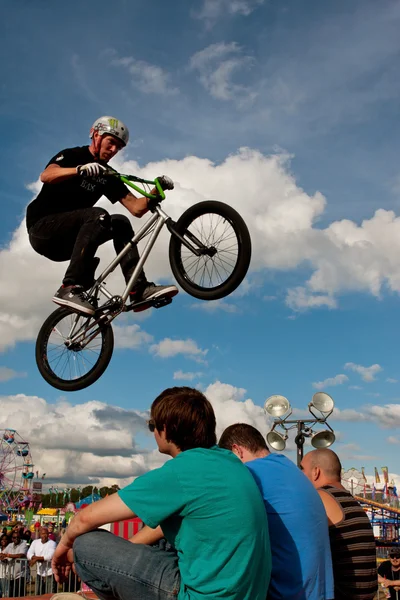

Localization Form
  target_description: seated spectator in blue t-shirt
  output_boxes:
[52,387,271,600]
[219,423,334,600]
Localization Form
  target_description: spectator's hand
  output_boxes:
[29,557,37,566]
[76,163,106,177]
[52,541,74,583]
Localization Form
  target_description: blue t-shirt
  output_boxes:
[247,454,334,600]
[119,446,271,600]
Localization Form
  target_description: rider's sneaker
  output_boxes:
[52,285,95,315]
[130,282,178,312]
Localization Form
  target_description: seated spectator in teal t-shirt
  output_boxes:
[219,423,334,600]
[51,387,271,600]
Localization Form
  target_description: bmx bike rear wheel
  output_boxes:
[35,307,114,392]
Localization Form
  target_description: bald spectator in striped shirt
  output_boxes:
[301,449,377,600]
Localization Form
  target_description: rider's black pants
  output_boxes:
[28,207,147,288]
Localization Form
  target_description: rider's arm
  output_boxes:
[40,163,80,184]
[120,191,150,218]
[129,525,164,545]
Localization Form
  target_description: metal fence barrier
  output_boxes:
[0,559,80,598]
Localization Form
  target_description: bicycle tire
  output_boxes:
[35,307,114,392]
[169,201,251,300]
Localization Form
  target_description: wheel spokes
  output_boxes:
[46,313,103,382]
[180,213,239,289]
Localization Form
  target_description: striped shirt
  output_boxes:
[320,485,377,600]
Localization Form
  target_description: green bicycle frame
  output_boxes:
[119,174,166,200]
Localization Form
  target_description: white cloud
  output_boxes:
[337,443,377,462]
[173,370,203,381]
[110,54,178,96]
[195,0,265,25]
[204,381,269,437]
[329,403,400,430]
[286,287,337,311]
[190,299,238,313]
[113,324,153,350]
[0,366,26,382]
[190,42,256,105]
[312,374,348,390]
[288,210,400,310]
[365,404,400,428]
[0,393,159,488]
[345,362,382,382]
[349,385,362,390]
[330,407,369,422]
[150,338,208,361]
[388,436,400,445]
[386,378,398,383]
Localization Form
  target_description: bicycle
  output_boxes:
[35,168,252,391]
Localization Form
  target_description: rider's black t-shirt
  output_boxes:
[26,146,128,230]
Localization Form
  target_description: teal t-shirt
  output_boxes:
[119,446,271,600]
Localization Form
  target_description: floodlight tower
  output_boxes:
[264,392,336,467]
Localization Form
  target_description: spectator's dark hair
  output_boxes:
[151,387,216,452]
[0,533,9,546]
[219,423,268,453]
[22,530,31,541]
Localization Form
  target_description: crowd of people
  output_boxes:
[47,385,398,600]
[0,523,69,598]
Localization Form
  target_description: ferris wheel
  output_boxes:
[341,468,364,496]
[0,429,34,513]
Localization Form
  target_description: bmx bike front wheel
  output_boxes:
[169,201,251,300]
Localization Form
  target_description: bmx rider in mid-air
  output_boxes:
[26,116,178,315]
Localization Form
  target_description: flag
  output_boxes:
[372,484,376,500]
[361,467,367,482]
[382,467,389,485]
[393,486,398,498]
[36,471,39,479]
[382,484,387,500]
[374,467,381,483]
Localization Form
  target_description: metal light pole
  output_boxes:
[264,393,336,467]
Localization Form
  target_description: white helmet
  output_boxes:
[90,116,129,146]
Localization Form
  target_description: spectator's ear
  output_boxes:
[231,444,244,460]
[312,466,321,482]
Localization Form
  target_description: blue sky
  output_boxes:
[1,0,400,488]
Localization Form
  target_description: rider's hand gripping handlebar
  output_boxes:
[101,168,174,210]
[156,175,174,191]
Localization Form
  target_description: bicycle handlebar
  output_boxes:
[103,167,174,201]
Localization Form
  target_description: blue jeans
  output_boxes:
[74,530,181,600]
[0,578,8,598]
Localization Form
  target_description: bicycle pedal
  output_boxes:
[153,296,172,309]
[128,295,173,312]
